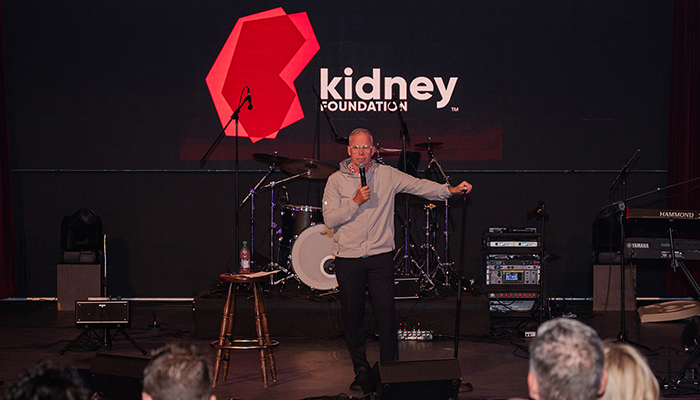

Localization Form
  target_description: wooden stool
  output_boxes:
[212,273,279,388]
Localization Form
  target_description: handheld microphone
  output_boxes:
[358,161,367,187]
[246,88,253,110]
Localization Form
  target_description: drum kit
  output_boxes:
[242,138,459,295]
[241,153,339,292]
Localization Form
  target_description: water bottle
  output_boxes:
[239,241,251,274]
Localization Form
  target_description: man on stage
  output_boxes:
[322,127,473,390]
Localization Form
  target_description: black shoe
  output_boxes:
[349,369,368,391]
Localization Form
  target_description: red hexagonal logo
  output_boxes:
[206,8,319,143]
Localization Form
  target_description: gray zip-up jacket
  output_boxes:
[322,158,453,258]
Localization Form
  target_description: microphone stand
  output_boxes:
[311,86,348,145]
[526,202,550,324]
[453,191,473,393]
[454,192,468,358]
[608,149,640,345]
[200,88,251,271]
[598,174,700,357]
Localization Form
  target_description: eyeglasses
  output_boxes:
[350,145,373,153]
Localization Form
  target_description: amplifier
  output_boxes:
[489,299,536,313]
[76,300,130,327]
[484,232,542,254]
[486,260,540,285]
[63,251,99,264]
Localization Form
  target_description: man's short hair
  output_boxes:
[529,318,605,400]
[349,128,373,144]
[142,344,213,400]
[6,361,90,400]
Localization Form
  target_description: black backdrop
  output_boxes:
[5,1,672,298]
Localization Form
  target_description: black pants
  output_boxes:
[334,252,399,373]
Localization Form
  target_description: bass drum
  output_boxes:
[290,224,337,291]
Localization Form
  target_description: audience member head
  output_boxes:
[142,343,215,400]
[5,361,90,400]
[599,343,659,400]
[528,318,607,400]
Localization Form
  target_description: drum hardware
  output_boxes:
[272,208,338,293]
[252,153,290,166]
[239,163,275,267]
[424,140,457,288]
[240,153,294,272]
[414,141,444,149]
[269,157,336,290]
[418,203,450,291]
[374,143,401,165]
[258,175,305,273]
[280,158,338,180]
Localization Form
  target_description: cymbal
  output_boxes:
[375,146,403,155]
[414,142,444,149]
[281,158,338,180]
[253,153,290,165]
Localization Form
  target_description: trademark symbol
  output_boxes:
[451,106,459,112]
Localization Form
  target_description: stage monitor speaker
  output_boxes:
[57,264,102,311]
[394,276,420,299]
[90,353,150,400]
[76,300,130,327]
[370,359,461,400]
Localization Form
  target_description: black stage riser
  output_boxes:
[192,283,490,339]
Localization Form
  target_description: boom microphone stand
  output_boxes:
[608,149,640,344]
[200,87,252,270]
[527,202,551,323]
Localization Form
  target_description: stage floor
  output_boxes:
[1,295,700,400]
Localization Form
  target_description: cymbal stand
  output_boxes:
[259,173,306,286]
[418,203,439,290]
[425,144,456,287]
[392,98,416,276]
[240,163,278,271]
[374,142,385,165]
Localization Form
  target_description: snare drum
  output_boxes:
[289,224,337,291]
[280,204,323,247]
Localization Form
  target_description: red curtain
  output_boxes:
[665,0,700,296]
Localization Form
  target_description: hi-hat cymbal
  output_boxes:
[375,146,403,155]
[253,153,290,165]
[414,142,444,149]
[281,158,338,180]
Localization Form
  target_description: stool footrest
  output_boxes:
[211,339,280,351]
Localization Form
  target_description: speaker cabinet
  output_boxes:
[57,264,102,311]
[76,300,130,327]
[593,264,636,311]
[90,353,150,400]
[371,359,461,400]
